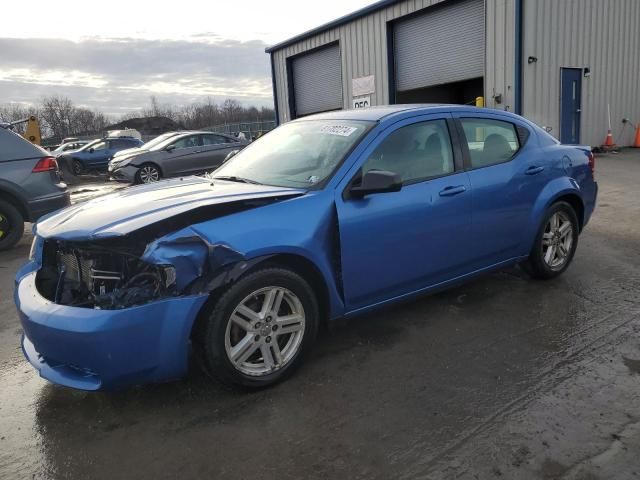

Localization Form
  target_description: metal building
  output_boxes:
[266,0,640,147]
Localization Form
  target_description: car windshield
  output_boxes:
[52,143,75,153]
[76,139,101,152]
[142,132,181,150]
[211,120,371,188]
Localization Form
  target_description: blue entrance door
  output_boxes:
[560,68,582,144]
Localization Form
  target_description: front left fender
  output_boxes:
[141,192,345,319]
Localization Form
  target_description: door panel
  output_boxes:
[560,68,582,144]
[335,115,473,310]
[455,114,550,267]
[162,135,202,176]
[84,141,109,167]
[195,134,236,172]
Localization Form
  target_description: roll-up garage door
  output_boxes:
[394,0,484,92]
[292,44,343,116]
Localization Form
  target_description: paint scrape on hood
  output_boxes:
[35,176,305,240]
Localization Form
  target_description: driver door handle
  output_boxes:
[525,165,545,175]
[439,185,466,197]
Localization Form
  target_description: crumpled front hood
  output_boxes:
[114,146,147,157]
[111,147,148,163]
[36,176,305,240]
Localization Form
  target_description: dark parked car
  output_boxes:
[0,124,69,250]
[108,131,246,184]
[15,105,597,390]
[58,136,144,175]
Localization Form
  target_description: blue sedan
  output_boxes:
[59,136,144,175]
[15,105,597,390]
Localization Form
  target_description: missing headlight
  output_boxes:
[36,240,175,309]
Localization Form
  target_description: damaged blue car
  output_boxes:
[15,105,597,390]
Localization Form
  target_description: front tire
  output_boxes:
[0,200,24,250]
[135,163,161,184]
[526,201,579,280]
[198,267,319,388]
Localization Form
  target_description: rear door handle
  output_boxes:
[439,185,466,197]
[525,166,545,175]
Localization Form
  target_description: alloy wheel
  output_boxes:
[542,211,574,270]
[72,160,83,176]
[0,212,9,239]
[139,165,160,183]
[224,286,306,376]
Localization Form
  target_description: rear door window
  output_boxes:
[459,118,520,169]
[111,139,133,149]
[201,134,227,146]
[171,135,201,150]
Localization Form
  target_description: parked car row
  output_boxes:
[108,130,247,184]
[47,130,248,185]
[57,136,144,175]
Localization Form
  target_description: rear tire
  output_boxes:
[72,159,84,176]
[197,267,319,389]
[0,200,24,251]
[135,163,161,184]
[526,201,579,280]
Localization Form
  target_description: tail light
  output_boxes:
[32,156,58,173]
[588,151,595,177]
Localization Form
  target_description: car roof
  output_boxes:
[294,104,527,124]
[173,130,234,137]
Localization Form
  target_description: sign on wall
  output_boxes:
[352,75,375,97]
[352,95,371,109]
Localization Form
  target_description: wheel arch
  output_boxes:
[0,184,29,220]
[551,193,585,231]
[138,161,164,177]
[525,179,586,254]
[190,252,333,342]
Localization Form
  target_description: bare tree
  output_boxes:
[2,95,275,142]
[0,103,41,135]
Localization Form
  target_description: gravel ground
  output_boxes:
[1,152,639,479]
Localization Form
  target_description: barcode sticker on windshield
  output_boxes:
[319,125,358,137]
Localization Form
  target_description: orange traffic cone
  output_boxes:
[633,123,640,148]
[603,129,615,148]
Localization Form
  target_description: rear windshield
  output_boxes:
[0,127,48,161]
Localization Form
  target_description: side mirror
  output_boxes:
[349,170,402,199]
[223,149,240,163]
[165,144,176,152]
[89,148,95,153]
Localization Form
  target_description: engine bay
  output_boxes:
[36,239,176,309]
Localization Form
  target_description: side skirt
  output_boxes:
[341,255,529,319]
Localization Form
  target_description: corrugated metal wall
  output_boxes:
[485,0,516,112]
[272,0,514,124]
[522,0,640,146]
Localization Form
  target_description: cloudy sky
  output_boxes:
[1,0,372,116]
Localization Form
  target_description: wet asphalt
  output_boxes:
[1,153,639,479]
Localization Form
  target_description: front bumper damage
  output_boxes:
[108,164,138,183]
[15,226,265,390]
[17,271,208,390]
[14,181,316,389]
